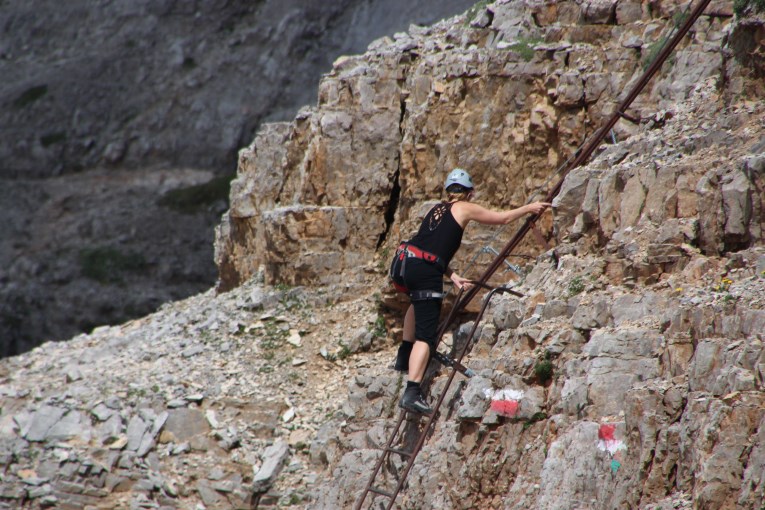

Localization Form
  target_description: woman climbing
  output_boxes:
[390,168,552,414]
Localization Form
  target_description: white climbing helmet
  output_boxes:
[444,168,474,191]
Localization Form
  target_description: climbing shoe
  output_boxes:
[399,387,433,415]
[393,342,413,372]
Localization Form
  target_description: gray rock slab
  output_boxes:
[21,405,66,442]
[722,169,754,237]
[136,411,168,457]
[586,357,660,415]
[90,403,114,422]
[47,411,90,442]
[558,376,589,416]
[583,329,664,360]
[0,482,26,499]
[572,298,613,330]
[104,397,122,410]
[27,483,52,499]
[20,476,49,486]
[12,410,32,435]
[536,421,611,507]
[492,296,524,330]
[457,376,492,420]
[125,415,148,453]
[253,440,290,493]
[181,345,204,358]
[611,293,667,326]
[740,412,765,503]
[171,443,190,455]
[96,414,123,445]
[196,480,225,507]
[164,408,210,442]
[64,365,83,382]
[542,299,572,320]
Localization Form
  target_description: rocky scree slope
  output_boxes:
[0,276,394,509]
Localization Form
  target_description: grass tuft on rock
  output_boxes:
[158,174,234,214]
[13,85,48,109]
[79,247,148,284]
[534,359,554,384]
[734,0,765,17]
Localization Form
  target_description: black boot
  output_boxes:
[399,384,433,415]
[393,341,413,372]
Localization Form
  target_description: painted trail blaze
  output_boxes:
[598,424,616,441]
[484,388,524,418]
[490,399,519,417]
[597,422,627,473]
[597,423,626,454]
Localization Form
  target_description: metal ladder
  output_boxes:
[353,0,712,506]
[354,285,518,510]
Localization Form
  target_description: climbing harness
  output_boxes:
[389,242,447,299]
[356,0,712,506]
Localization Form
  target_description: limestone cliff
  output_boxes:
[314,80,765,510]
[215,0,765,507]
[215,0,760,297]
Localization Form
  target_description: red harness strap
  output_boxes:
[391,280,408,294]
[399,243,440,265]
[390,242,447,298]
[396,242,445,271]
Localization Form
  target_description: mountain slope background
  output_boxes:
[0,0,478,357]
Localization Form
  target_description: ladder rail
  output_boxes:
[352,286,468,510]
[353,412,407,510]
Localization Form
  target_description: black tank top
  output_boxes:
[408,202,464,267]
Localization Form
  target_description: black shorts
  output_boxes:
[402,259,443,347]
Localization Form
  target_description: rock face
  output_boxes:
[213,0,764,508]
[1,2,765,510]
[311,85,765,509]
[215,0,750,295]
[0,0,478,356]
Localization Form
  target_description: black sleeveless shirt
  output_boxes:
[408,202,464,268]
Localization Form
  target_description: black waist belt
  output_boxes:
[409,289,446,301]
[390,242,447,301]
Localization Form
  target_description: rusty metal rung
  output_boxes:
[617,110,640,124]
[385,447,412,458]
[369,486,394,498]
